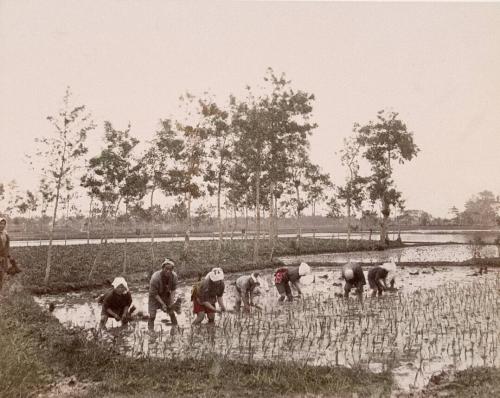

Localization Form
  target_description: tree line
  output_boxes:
[1,69,419,283]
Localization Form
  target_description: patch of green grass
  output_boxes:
[0,285,393,398]
[437,367,500,397]
[12,237,403,293]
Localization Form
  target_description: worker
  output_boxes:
[274,262,311,302]
[192,267,226,325]
[148,258,179,330]
[234,271,261,312]
[368,262,398,297]
[99,277,133,329]
[341,262,366,300]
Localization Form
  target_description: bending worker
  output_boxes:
[99,277,133,329]
[341,261,366,300]
[148,258,178,330]
[368,261,397,297]
[234,271,261,312]
[192,267,226,325]
[274,262,311,302]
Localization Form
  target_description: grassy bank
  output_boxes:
[12,237,404,293]
[0,282,393,398]
[394,367,500,398]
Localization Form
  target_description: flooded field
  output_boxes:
[281,244,500,264]
[12,229,500,247]
[36,262,499,392]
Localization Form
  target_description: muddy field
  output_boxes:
[36,257,499,393]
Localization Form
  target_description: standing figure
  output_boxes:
[99,277,133,329]
[0,218,10,290]
[234,272,261,312]
[148,258,178,330]
[274,262,311,302]
[192,267,226,325]
[342,262,366,300]
[368,262,397,297]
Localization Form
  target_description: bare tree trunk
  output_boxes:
[312,200,316,247]
[149,187,156,271]
[253,164,261,265]
[380,199,389,245]
[295,185,301,250]
[230,206,237,241]
[184,192,191,256]
[217,183,223,255]
[346,201,351,249]
[87,196,93,245]
[45,180,62,284]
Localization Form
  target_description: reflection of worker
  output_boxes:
[192,267,226,325]
[274,262,311,302]
[341,262,366,299]
[99,277,133,329]
[235,272,261,312]
[148,258,178,330]
[368,262,397,297]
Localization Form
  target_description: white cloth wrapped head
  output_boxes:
[380,261,398,282]
[207,267,224,282]
[298,262,311,276]
[344,268,354,280]
[111,277,129,292]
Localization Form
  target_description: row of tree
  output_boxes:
[3,69,420,283]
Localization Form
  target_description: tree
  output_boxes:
[3,180,22,215]
[165,93,208,257]
[232,69,316,263]
[231,90,267,264]
[462,191,498,226]
[33,87,95,283]
[142,119,183,268]
[326,195,342,218]
[200,95,233,257]
[82,121,140,241]
[337,136,366,248]
[260,70,317,253]
[356,110,419,245]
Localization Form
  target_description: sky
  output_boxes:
[1,0,500,218]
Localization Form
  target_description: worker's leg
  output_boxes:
[276,283,287,302]
[284,282,293,301]
[148,300,159,331]
[164,295,178,325]
[234,287,242,311]
[99,314,109,329]
[344,281,353,298]
[207,312,216,324]
[192,312,205,325]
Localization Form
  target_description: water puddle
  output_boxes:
[281,244,499,264]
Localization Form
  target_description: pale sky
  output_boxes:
[1,0,500,218]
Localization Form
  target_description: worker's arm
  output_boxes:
[106,308,121,320]
[121,305,130,321]
[155,295,168,311]
[217,296,226,312]
[201,301,218,312]
[292,281,302,295]
[381,278,388,290]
